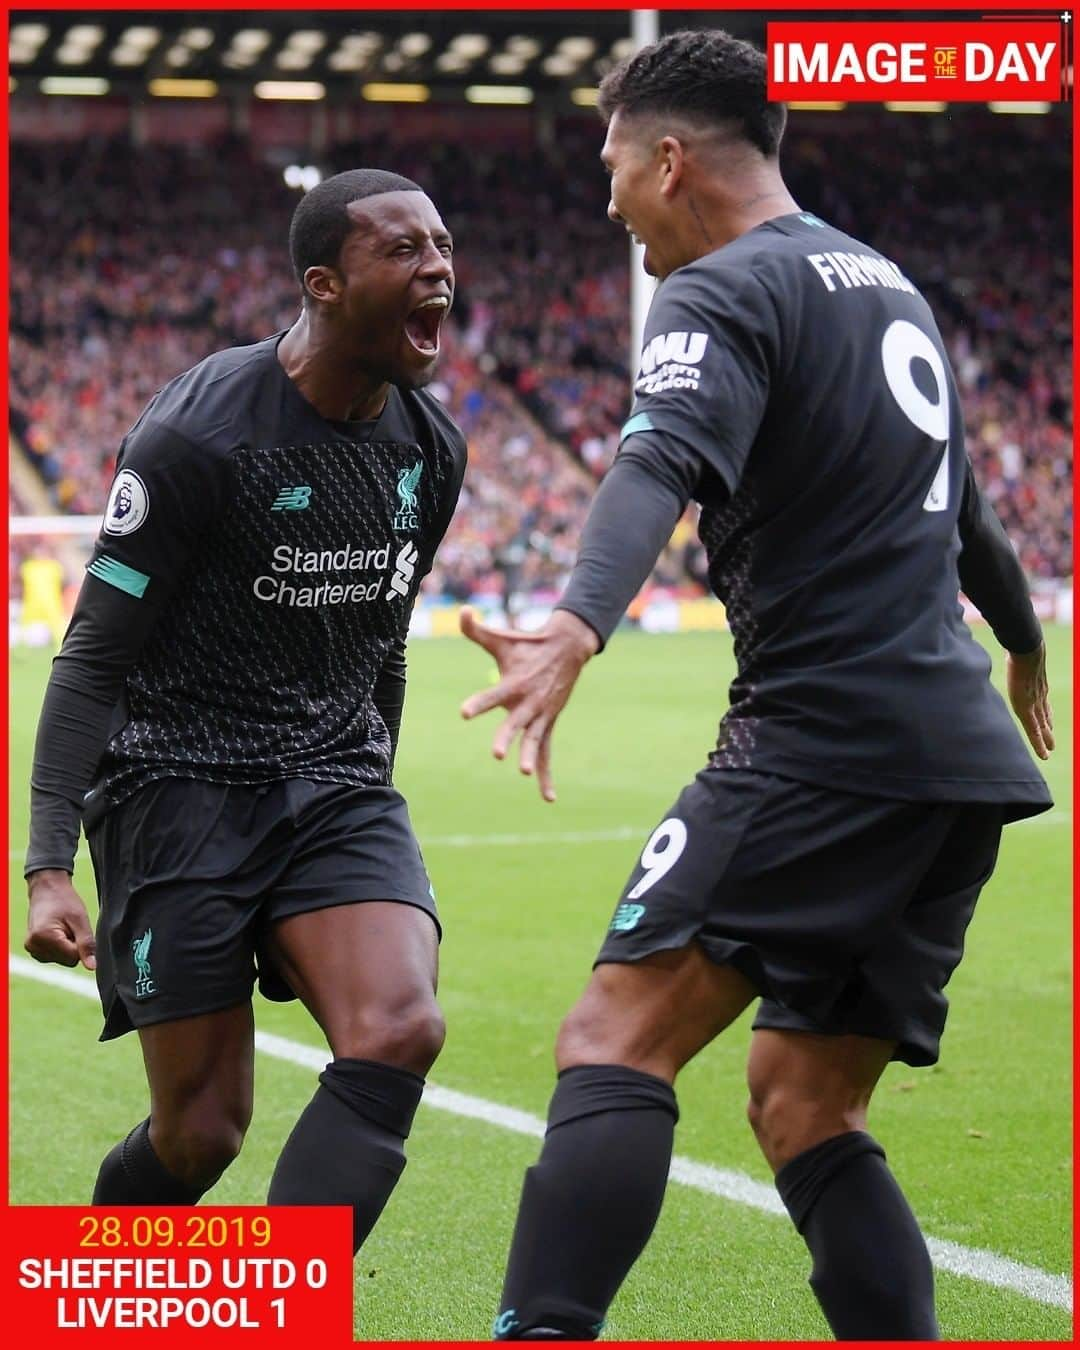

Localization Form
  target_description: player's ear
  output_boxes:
[657,136,685,197]
[303,265,343,305]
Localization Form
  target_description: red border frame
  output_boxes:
[3,4,1075,1347]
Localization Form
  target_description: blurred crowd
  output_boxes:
[9,106,1072,611]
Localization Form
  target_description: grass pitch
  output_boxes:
[9,626,1072,1340]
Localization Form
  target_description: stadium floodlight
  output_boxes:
[40,76,110,95]
[233,30,272,54]
[988,101,1051,114]
[610,38,635,60]
[276,51,314,71]
[361,82,430,102]
[11,23,49,46]
[111,48,150,67]
[382,53,406,72]
[399,34,432,58]
[465,85,534,105]
[505,36,541,58]
[287,31,327,53]
[65,25,105,46]
[119,27,161,48]
[449,34,490,58]
[181,28,215,50]
[542,54,577,77]
[435,52,470,72]
[884,101,947,112]
[283,164,323,191]
[254,80,325,100]
[165,48,193,68]
[340,33,382,52]
[570,87,600,107]
[148,78,219,98]
[557,37,596,60]
[327,51,369,71]
[56,46,94,66]
[489,54,527,76]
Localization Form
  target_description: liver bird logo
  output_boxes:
[397,461,422,509]
[394,461,423,530]
[132,929,156,997]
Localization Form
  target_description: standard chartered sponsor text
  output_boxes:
[254,541,391,607]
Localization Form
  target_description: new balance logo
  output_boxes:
[493,1311,519,1338]
[272,486,312,511]
[387,541,419,599]
[609,902,646,933]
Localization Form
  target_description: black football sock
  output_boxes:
[267,1057,424,1253]
[494,1065,679,1341]
[92,1118,207,1205]
[776,1131,939,1340]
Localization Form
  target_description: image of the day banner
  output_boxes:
[5,1208,354,1344]
[767,12,1066,101]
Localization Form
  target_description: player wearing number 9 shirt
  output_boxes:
[460,30,1054,1343]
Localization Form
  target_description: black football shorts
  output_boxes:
[87,777,438,1040]
[595,768,1003,1066]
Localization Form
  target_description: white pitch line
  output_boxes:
[426,812,1073,845]
[8,829,641,866]
[10,955,1072,1315]
[8,809,1069,868]
[425,826,640,848]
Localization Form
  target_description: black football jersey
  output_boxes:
[621,212,1050,819]
[85,334,467,808]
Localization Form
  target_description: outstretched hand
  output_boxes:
[25,869,97,970]
[459,606,600,801]
[1006,642,1054,761]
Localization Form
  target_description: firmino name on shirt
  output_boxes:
[805,251,916,295]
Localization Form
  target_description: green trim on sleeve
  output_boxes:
[86,555,151,599]
[619,412,656,441]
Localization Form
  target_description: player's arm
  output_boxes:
[461,262,773,799]
[25,578,169,968]
[556,434,702,646]
[557,262,771,643]
[25,418,232,966]
[460,432,712,800]
[956,458,1053,759]
[372,637,407,775]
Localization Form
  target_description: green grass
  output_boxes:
[9,627,1073,1340]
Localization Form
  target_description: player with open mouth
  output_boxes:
[405,293,450,359]
[24,169,468,1258]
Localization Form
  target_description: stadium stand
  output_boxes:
[9,106,1071,615]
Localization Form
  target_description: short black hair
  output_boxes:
[289,168,424,299]
[597,29,786,158]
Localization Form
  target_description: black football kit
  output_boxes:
[554,212,1051,1065]
[27,333,466,1035]
[493,211,1055,1350]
